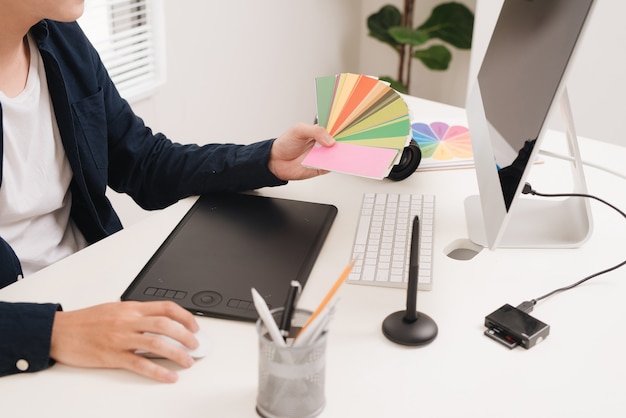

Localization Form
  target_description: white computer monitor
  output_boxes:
[465,0,596,249]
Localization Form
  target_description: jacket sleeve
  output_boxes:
[0,237,22,288]
[0,302,61,377]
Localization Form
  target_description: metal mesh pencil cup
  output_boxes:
[256,308,327,418]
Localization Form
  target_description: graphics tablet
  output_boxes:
[121,193,337,321]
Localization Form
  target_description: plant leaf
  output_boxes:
[414,45,452,70]
[378,76,408,94]
[389,27,430,47]
[367,5,403,49]
[417,2,474,49]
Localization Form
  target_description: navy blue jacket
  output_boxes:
[0,20,286,376]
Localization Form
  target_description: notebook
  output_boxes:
[121,192,337,321]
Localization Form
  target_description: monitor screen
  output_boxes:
[465,0,595,249]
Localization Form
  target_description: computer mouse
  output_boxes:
[137,329,211,359]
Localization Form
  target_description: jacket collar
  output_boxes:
[30,20,50,45]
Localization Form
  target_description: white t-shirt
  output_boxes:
[0,35,87,277]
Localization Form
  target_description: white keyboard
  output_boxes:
[348,193,435,290]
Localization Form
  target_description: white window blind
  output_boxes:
[78,0,165,102]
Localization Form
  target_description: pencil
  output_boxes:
[295,259,356,340]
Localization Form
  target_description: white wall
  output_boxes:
[132,0,362,145]
[469,1,626,147]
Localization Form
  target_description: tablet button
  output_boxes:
[192,291,222,307]
[227,298,257,310]
[144,287,187,301]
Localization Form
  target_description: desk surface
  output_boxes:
[2,96,626,418]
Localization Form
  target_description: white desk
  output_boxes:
[2,96,626,418]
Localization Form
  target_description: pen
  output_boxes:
[278,280,301,340]
[251,288,287,348]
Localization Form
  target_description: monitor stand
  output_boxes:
[466,89,593,249]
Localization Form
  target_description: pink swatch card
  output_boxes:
[303,142,400,180]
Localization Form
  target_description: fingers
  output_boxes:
[127,301,200,366]
[132,300,200,334]
[131,331,196,370]
[115,311,199,383]
[132,310,199,352]
[288,123,335,147]
[120,351,180,383]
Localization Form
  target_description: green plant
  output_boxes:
[367,1,474,94]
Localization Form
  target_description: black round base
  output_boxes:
[382,310,438,346]
[387,140,422,181]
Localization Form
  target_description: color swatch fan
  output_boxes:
[303,73,412,179]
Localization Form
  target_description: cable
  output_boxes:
[520,182,626,306]
[530,259,626,305]
[538,149,626,181]
[521,183,626,218]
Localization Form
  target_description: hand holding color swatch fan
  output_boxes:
[302,73,412,179]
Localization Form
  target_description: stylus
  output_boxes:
[278,280,301,340]
[405,216,419,322]
[292,297,339,348]
[295,259,355,340]
[251,288,287,348]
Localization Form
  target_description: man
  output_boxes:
[0,0,335,382]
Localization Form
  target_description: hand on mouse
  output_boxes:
[50,301,199,383]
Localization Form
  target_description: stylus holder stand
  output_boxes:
[256,309,327,418]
